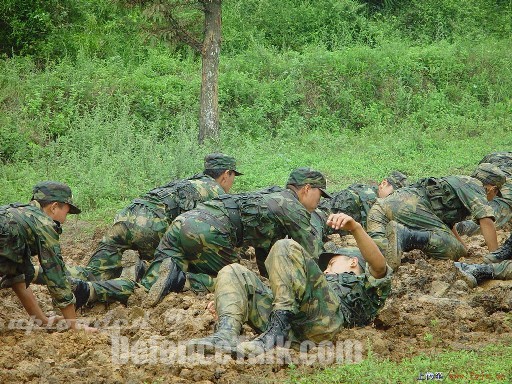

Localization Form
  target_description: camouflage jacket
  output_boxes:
[0,201,74,308]
[412,175,495,227]
[134,173,226,222]
[198,187,322,258]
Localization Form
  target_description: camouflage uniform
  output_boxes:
[0,184,80,308]
[367,175,495,261]
[457,152,512,236]
[314,171,408,239]
[141,187,324,293]
[70,153,242,282]
[210,239,392,343]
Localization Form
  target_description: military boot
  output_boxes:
[236,309,293,358]
[186,316,242,355]
[145,258,186,307]
[385,221,430,270]
[119,250,146,282]
[454,262,494,288]
[483,234,512,264]
[69,277,92,310]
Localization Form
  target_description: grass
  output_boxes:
[288,343,512,383]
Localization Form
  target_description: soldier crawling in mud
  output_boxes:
[0,181,96,332]
[454,232,512,287]
[456,152,512,236]
[64,167,330,309]
[67,153,241,282]
[311,170,408,241]
[185,212,392,357]
[367,163,506,270]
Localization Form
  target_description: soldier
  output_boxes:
[141,167,331,307]
[69,153,241,281]
[312,171,408,240]
[454,233,512,286]
[456,152,512,236]
[185,212,392,356]
[0,181,96,332]
[367,163,506,270]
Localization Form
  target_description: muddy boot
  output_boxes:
[145,258,186,307]
[236,310,293,358]
[385,221,430,270]
[454,220,480,237]
[69,277,93,310]
[186,316,242,355]
[483,234,512,264]
[454,262,494,288]
[119,250,146,282]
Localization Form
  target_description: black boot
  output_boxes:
[236,310,293,357]
[454,262,494,288]
[385,221,430,270]
[145,258,186,307]
[69,277,91,310]
[484,234,512,264]
[186,316,242,355]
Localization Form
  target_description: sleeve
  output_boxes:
[36,226,75,308]
[450,177,495,221]
[364,263,393,303]
[366,201,390,251]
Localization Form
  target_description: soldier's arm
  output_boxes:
[451,225,468,251]
[12,281,49,325]
[479,217,498,251]
[327,213,387,278]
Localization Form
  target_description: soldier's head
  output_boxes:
[378,170,409,198]
[319,244,365,275]
[32,181,81,224]
[203,153,242,193]
[286,167,330,212]
[471,163,506,201]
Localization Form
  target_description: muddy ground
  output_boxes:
[1,220,511,383]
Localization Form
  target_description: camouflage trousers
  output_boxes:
[367,190,466,260]
[492,260,512,280]
[31,266,137,305]
[214,239,346,343]
[73,203,169,281]
[141,209,238,293]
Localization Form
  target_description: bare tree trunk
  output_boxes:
[198,0,221,144]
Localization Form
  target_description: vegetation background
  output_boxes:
[0,0,511,380]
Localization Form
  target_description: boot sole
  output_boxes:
[145,258,175,307]
[453,262,477,288]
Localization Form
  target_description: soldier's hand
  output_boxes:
[326,213,361,232]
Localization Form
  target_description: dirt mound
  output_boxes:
[1,220,511,383]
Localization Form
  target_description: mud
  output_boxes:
[1,220,511,383]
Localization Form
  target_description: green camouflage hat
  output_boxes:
[471,163,506,190]
[204,153,242,175]
[287,167,331,198]
[318,243,365,271]
[32,181,81,214]
[386,170,409,189]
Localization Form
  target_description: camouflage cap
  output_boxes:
[32,181,81,214]
[204,153,242,175]
[287,167,331,198]
[318,243,365,271]
[471,163,506,190]
[385,170,409,189]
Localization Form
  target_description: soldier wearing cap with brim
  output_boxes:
[141,167,332,307]
[0,181,97,332]
[184,212,392,357]
[367,165,506,270]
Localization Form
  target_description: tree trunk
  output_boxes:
[198,0,221,144]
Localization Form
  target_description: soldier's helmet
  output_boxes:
[318,242,365,272]
[287,167,331,198]
[204,153,243,176]
[385,171,409,189]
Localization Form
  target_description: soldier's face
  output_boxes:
[378,180,394,198]
[219,170,236,192]
[324,255,361,275]
[300,185,322,212]
[44,202,70,224]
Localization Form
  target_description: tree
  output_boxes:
[141,0,222,144]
